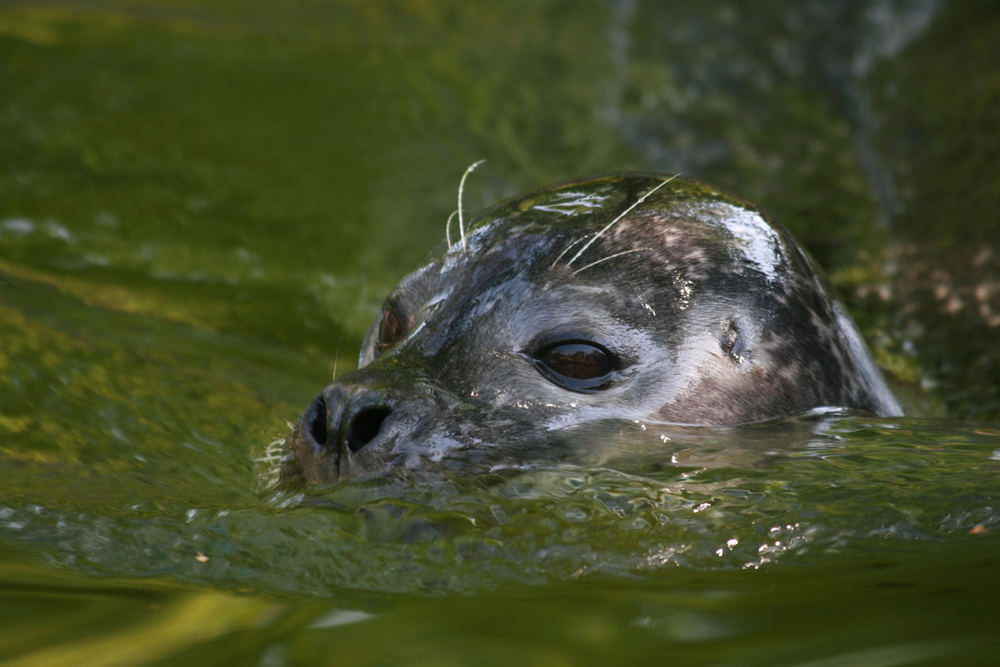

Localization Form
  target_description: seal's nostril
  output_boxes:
[306,394,328,448]
[345,406,391,453]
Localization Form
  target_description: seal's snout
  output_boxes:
[305,385,392,454]
[284,383,402,484]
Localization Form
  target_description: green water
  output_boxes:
[2,1,999,664]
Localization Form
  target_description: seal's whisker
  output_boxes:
[254,439,286,465]
[566,174,678,268]
[255,436,289,491]
[550,234,588,269]
[445,209,458,250]
[332,335,343,381]
[457,159,486,252]
[571,247,651,276]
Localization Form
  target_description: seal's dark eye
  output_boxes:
[532,341,618,392]
[375,306,407,354]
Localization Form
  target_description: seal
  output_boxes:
[281,174,902,485]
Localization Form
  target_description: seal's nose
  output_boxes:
[304,387,391,454]
[303,393,330,449]
[343,404,391,452]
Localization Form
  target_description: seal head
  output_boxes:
[282,174,901,485]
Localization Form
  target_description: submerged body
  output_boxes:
[282,174,901,484]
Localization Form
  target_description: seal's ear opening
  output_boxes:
[720,320,749,365]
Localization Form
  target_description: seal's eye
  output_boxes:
[375,306,407,354]
[532,341,618,392]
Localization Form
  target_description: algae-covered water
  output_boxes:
[2,2,999,664]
